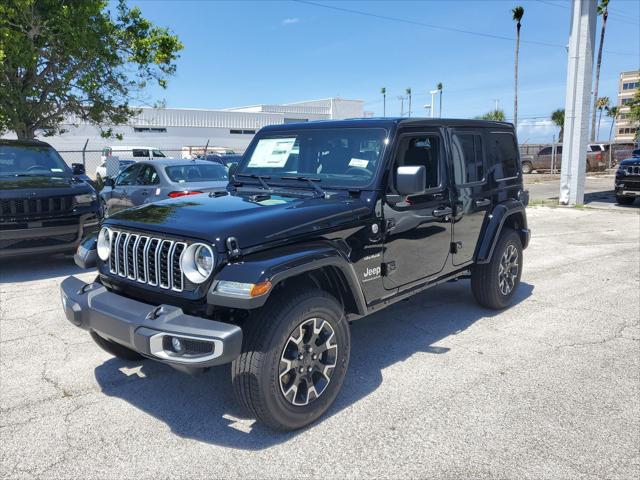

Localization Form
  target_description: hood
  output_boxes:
[619,157,640,167]
[0,175,93,195]
[106,190,372,249]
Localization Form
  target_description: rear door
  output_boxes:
[128,164,160,206]
[450,128,490,265]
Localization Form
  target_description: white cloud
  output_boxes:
[281,17,300,26]
[517,119,559,144]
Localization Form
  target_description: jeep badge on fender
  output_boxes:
[60,118,530,431]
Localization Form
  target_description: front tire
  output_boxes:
[471,228,523,309]
[232,289,350,431]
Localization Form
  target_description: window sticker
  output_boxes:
[248,138,296,168]
[349,158,369,168]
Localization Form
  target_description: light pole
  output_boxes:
[381,87,386,117]
[423,104,432,117]
[398,96,406,117]
[406,88,412,117]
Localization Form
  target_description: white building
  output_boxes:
[15,97,365,154]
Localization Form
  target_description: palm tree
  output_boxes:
[606,105,619,140]
[512,6,525,129]
[381,87,386,117]
[406,88,412,117]
[590,0,609,142]
[595,96,610,141]
[551,108,565,142]
[476,109,506,121]
[437,82,443,117]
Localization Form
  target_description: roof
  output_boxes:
[135,158,220,167]
[259,117,514,131]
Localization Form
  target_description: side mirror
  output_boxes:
[103,177,115,187]
[396,165,426,195]
[228,163,239,178]
[72,163,85,175]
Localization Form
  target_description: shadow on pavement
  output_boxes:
[583,189,638,207]
[94,280,533,450]
[0,253,84,283]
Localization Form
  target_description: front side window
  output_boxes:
[136,165,160,185]
[115,164,142,186]
[451,133,484,184]
[165,163,228,183]
[489,132,519,179]
[0,145,70,176]
[391,134,441,191]
[239,128,387,188]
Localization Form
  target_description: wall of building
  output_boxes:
[615,70,639,143]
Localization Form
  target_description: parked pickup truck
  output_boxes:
[61,118,530,430]
[521,145,606,174]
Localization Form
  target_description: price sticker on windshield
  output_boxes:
[248,138,296,168]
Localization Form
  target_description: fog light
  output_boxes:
[171,337,184,354]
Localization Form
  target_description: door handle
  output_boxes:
[141,190,149,196]
[432,206,453,218]
[475,198,491,207]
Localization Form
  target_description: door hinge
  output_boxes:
[381,261,396,276]
[450,241,463,254]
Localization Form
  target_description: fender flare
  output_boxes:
[207,241,367,314]
[475,200,529,264]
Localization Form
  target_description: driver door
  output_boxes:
[107,164,142,214]
[382,131,453,290]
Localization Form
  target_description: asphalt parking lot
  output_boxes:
[1,206,639,479]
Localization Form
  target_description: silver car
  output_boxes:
[101,159,228,217]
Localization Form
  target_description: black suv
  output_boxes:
[615,151,640,205]
[1,139,100,258]
[61,119,530,430]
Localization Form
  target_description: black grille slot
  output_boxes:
[117,232,128,276]
[147,239,160,285]
[136,237,148,282]
[159,241,172,288]
[172,243,185,290]
[0,195,74,219]
[126,234,138,279]
[109,231,118,272]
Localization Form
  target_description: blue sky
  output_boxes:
[129,0,640,143]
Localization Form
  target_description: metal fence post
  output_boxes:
[203,139,209,158]
[82,139,88,168]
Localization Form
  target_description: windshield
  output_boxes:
[239,128,387,188]
[165,163,228,182]
[0,145,70,176]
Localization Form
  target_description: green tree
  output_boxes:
[0,0,183,139]
[590,0,609,142]
[476,109,506,121]
[512,6,525,129]
[626,89,640,140]
[551,108,565,142]
[606,105,619,141]
[595,96,610,141]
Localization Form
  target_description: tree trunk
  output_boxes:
[597,109,603,141]
[590,12,607,142]
[15,125,36,140]
[514,23,521,129]
[559,127,564,143]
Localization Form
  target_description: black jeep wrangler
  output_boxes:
[1,139,100,258]
[60,119,530,430]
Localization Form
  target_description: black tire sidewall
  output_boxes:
[259,293,350,429]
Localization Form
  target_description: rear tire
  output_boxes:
[521,162,533,174]
[471,228,523,310]
[232,289,350,431]
[616,195,636,205]
[90,331,145,361]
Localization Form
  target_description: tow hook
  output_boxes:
[146,305,168,321]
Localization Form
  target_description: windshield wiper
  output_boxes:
[281,175,326,198]
[235,173,272,190]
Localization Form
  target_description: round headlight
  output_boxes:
[181,243,215,284]
[97,227,111,261]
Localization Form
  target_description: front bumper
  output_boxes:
[60,276,242,368]
[615,178,640,197]
[0,213,99,258]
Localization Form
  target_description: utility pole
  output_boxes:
[381,87,386,117]
[429,90,439,118]
[559,0,596,206]
[406,88,412,117]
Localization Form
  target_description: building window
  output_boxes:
[622,82,639,90]
[618,127,638,135]
[133,127,167,133]
[230,129,256,135]
[621,98,634,105]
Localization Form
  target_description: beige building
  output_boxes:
[615,70,639,143]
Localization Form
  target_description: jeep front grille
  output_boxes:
[0,195,75,219]
[108,230,186,291]
[624,165,640,176]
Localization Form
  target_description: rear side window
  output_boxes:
[538,147,552,155]
[165,164,228,183]
[451,132,484,184]
[132,149,150,158]
[489,132,519,179]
